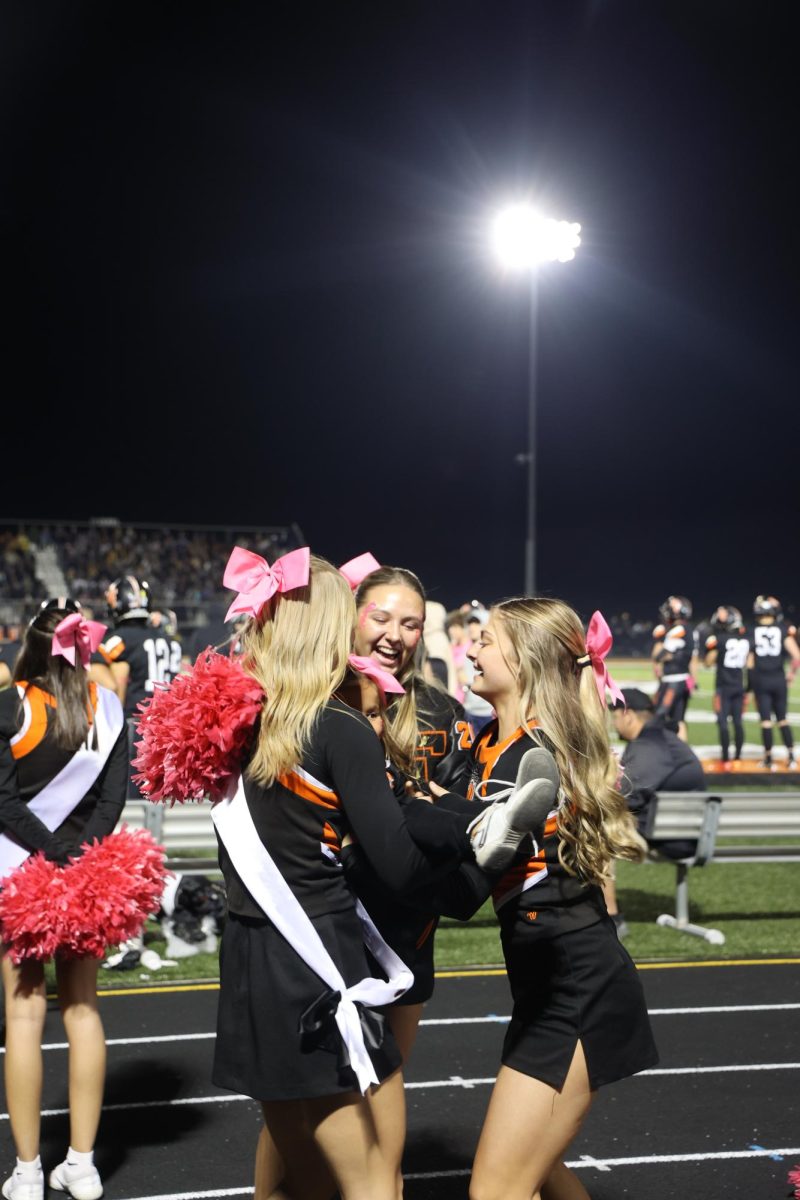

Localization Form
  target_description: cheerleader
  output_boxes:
[169,550,547,1200]
[0,605,130,1200]
[463,599,658,1200]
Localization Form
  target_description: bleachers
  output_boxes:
[0,517,304,629]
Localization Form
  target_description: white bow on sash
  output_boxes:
[0,687,125,880]
[212,778,413,1095]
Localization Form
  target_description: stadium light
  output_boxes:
[491,203,581,594]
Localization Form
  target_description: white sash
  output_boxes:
[0,687,125,879]
[212,777,413,1095]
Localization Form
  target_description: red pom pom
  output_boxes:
[789,1165,800,1198]
[0,828,169,963]
[132,649,264,804]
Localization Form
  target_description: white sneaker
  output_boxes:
[2,1169,43,1200]
[48,1160,103,1200]
[472,747,560,872]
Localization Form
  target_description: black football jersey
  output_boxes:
[705,630,749,691]
[652,621,696,676]
[100,619,182,718]
[749,620,796,679]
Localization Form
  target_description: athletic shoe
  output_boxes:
[48,1160,103,1200]
[2,1168,43,1200]
[471,747,560,873]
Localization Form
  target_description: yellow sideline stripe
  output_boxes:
[42,957,800,1001]
[437,958,800,978]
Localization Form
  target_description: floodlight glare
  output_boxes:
[491,204,581,269]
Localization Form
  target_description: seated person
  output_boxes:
[611,687,705,860]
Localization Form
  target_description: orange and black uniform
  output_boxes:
[100,620,182,720]
[212,701,471,1102]
[100,618,181,799]
[409,681,473,791]
[463,719,657,1091]
[340,681,474,1005]
[0,684,128,865]
[705,629,749,761]
[652,620,696,727]
[749,620,796,723]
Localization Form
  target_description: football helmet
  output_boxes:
[753,595,782,621]
[659,595,693,623]
[106,575,151,621]
[711,605,743,633]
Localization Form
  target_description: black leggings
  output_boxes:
[753,680,788,723]
[715,690,744,760]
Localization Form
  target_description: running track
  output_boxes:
[2,961,798,1199]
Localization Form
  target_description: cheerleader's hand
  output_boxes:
[43,837,76,867]
[404,780,434,803]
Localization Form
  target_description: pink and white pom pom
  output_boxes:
[0,828,168,963]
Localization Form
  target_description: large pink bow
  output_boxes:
[339,552,381,590]
[348,654,406,699]
[223,546,311,621]
[51,614,107,669]
[584,611,625,709]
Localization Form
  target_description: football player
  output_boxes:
[100,576,182,795]
[747,596,800,770]
[704,606,749,765]
[651,596,698,741]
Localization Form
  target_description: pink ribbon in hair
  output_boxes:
[348,654,405,699]
[51,613,107,669]
[223,546,311,621]
[584,611,625,709]
[339,552,381,590]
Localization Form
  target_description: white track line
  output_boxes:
[8,1002,798,1056]
[3,1060,796,1122]
[103,1145,800,1198]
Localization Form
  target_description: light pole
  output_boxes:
[490,204,581,595]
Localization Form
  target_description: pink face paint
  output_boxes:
[358,601,377,628]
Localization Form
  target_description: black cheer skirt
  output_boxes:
[500,915,658,1091]
[213,910,402,1102]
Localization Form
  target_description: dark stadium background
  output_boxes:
[3,1,796,619]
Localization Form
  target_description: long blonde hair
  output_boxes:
[354,565,427,776]
[241,555,354,785]
[493,597,645,883]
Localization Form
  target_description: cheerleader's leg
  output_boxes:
[1,954,47,1161]
[54,956,105,1154]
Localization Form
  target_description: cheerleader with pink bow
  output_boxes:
[461,598,658,1200]
[0,601,167,1200]
[135,551,553,1200]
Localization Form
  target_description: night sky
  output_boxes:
[3,1,797,621]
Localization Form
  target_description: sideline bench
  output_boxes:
[643,790,800,944]
[118,800,219,875]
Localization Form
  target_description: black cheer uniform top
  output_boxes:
[409,681,473,792]
[469,720,606,937]
[0,682,128,861]
[218,701,456,923]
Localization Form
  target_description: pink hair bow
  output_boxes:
[348,654,406,699]
[584,611,625,709]
[223,546,311,621]
[51,613,107,669]
[339,552,381,590]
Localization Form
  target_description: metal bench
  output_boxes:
[643,790,800,944]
